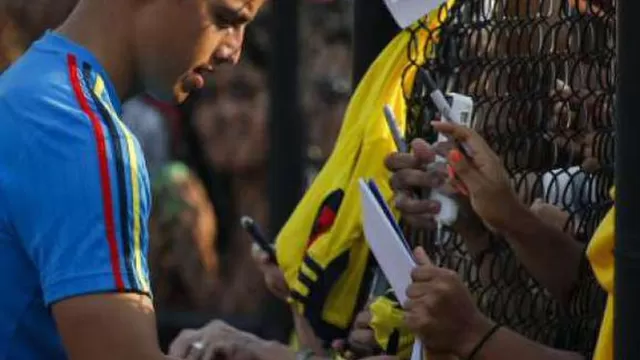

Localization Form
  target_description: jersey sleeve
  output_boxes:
[3,89,152,306]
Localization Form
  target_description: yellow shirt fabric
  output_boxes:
[587,189,615,360]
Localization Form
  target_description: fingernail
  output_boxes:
[449,149,463,163]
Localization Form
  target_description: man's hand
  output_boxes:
[404,247,493,358]
[432,121,521,231]
[384,138,448,229]
[252,247,289,301]
[169,320,294,360]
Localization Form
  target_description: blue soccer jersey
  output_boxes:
[0,32,152,359]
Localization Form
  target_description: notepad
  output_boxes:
[359,179,415,303]
[359,179,424,360]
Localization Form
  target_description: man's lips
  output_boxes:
[181,66,214,93]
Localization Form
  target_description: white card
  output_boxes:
[383,0,447,29]
[359,179,415,304]
[359,179,424,360]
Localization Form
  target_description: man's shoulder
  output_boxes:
[0,47,94,142]
[1,47,75,104]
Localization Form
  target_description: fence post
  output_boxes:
[615,0,640,358]
[352,0,400,85]
[268,1,305,236]
[262,0,302,343]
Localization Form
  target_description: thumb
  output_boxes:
[413,246,433,266]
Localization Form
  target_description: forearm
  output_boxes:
[453,208,517,288]
[473,326,584,360]
[500,202,584,304]
[453,207,492,258]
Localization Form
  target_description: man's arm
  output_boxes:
[453,197,584,304]
[53,293,173,360]
[471,325,584,360]
[5,92,169,359]
[499,202,585,304]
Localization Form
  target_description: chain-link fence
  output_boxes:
[402,0,614,356]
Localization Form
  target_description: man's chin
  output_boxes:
[174,91,190,105]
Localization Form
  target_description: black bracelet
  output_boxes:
[466,323,501,360]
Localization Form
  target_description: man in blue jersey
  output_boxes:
[0,0,266,359]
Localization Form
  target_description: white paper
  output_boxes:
[411,341,423,360]
[359,179,424,359]
[359,179,415,304]
[384,0,447,29]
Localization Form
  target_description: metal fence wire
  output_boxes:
[401,0,614,356]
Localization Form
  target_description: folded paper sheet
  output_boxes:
[359,179,423,360]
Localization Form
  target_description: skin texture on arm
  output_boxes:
[53,293,177,360]
[471,326,584,360]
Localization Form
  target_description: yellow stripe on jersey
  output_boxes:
[94,76,149,292]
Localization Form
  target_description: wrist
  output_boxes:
[452,199,487,236]
[493,196,533,235]
[454,313,494,358]
[261,340,297,360]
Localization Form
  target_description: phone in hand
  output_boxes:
[241,216,278,265]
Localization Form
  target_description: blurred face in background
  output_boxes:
[194,61,269,174]
[306,40,352,161]
[149,163,219,309]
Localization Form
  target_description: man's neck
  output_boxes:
[56,1,136,102]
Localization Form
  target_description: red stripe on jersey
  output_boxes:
[67,54,125,291]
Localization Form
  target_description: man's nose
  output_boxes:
[213,29,245,65]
